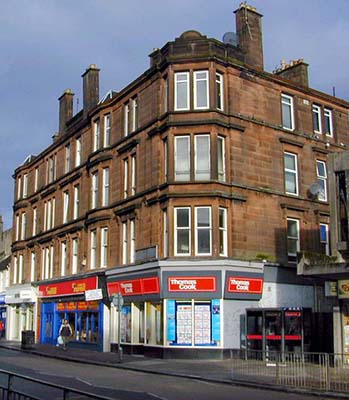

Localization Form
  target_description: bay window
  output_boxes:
[174,136,190,181]
[174,72,189,111]
[219,208,227,256]
[194,135,210,180]
[174,207,191,256]
[195,207,211,255]
[194,71,209,109]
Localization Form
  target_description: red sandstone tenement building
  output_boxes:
[7,3,349,357]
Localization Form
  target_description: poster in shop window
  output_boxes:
[194,304,211,345]
[176,304,192,344]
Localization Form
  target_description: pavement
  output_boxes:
[0,341,348,399]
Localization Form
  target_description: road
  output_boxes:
[0,348,335,399]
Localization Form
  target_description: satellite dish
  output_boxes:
[308,183,323,199]
[223,32,238,46]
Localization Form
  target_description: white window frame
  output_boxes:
[312,104,322,134]
[63,191,69,224]
[164,139,168,182]
[194,135,210,180]
[32,207,37,237]
[281,94,295,131]
[104,114,111,147]
[102,168,110,207]
[174,72,190,111]
[219,207,227,256]
[324,108,333,137]
[15,214,20,241]
[163,209,168,258]
[287,218,300,257]
[122,222,128,265]
[65,143,71,173]
[17,176,22,200]
[23,174,28,198]
[34,167,39,192]
[123,159,129,199]
[21,212,26,241]
[216,72,224,111]
[194,70,209,110]
[18,254,23,283]
[132,97,138,132]
[91,172,98,209]
[72,238,78,274]
[124,103,129,136]
[48,156,55,184]
[75,136,81,167]
[43,202,47,232]
[316,160,327,202]
[101,227,108,268]
[61,241,67,277]
[52,198,55,229]
[174,207,191,256]
[13,256,18,284]
[131,155,136,196]
[73,185,80,219]
[174,135,190,181]
[49,245,54,279]
[195,206,212,256]
[44,247,50,280]
[320,223,330,256]
[217,136,226,182]
[90,230,97,269]
[284,152,299,196]
[130,219,135,263]
[30,251,36,282]
[93,119,100,151]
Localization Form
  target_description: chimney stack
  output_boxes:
[82,64,100,115]
[234,3,264,70]
[58,89,74,133]
[273,59,309,87]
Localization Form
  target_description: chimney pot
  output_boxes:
[82,64,100,116]
[58,88,74,133]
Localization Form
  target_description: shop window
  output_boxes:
[133,303,145,344]
[167,300,218,346]
[338,171,349,242]
[146,302,163,345]
[121,305,131,343]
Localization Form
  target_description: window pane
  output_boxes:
[175,137,190,181]
[195,136,210,180]
[175,73,189,110]
[177,209,189,227]
[285,153,296,170]
[197,230,210,253]
[197,208,210,227]
[288,220,298,237]
[177,230,190,254]
[217,137,225,181]
[287,238,298,255]
[285,172,297,194]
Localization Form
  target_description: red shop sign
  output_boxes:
[39,276,98,297]
[107,277,160,297]
[228,277,263,294]
[168,276,216,292]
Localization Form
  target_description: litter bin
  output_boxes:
[21,330,35,350]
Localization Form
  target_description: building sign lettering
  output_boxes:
[168,277,216,292]
[228,277,263,294]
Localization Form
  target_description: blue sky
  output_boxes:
[1,0,349,229]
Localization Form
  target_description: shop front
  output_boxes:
[38,274,106,351]
[106,268,223,358]
[5,284,37,341]
[0,295,6,338]
[338,279,349,357]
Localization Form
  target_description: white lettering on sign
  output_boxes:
[170,279,197,290]
[120,283,133,293]
[230,279,250,291]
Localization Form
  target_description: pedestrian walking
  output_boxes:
[58,319,72,350]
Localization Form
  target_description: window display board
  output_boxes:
[166,300,220,346]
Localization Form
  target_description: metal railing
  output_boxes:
[0,368,116,400]
[231,349,349,393]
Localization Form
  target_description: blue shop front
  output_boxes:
[38,275,105,351]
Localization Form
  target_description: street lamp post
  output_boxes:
[112,293,124,362]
